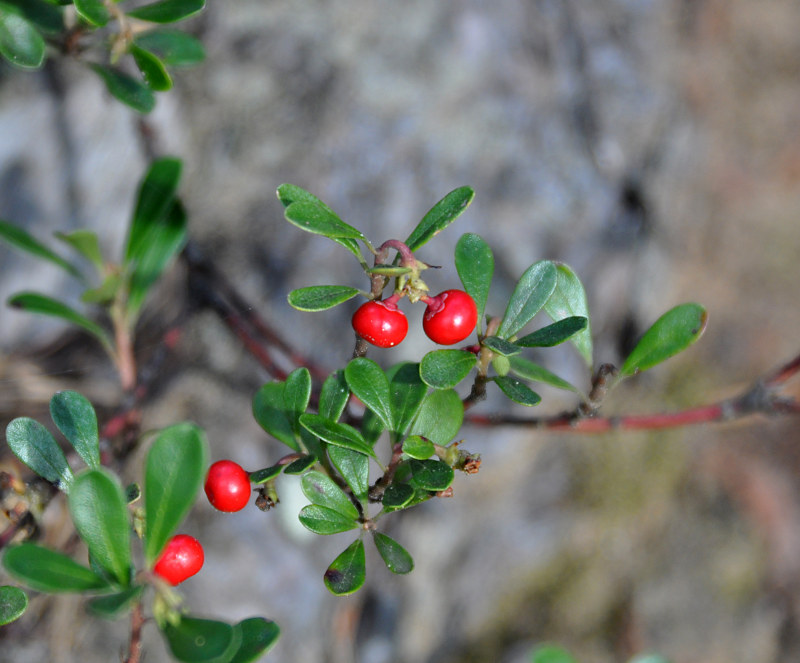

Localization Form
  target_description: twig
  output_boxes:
[123,601,145,663]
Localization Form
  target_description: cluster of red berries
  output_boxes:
[352,289,478,348]
[152,459,252,585]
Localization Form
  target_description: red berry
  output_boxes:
[205,460,251,512]
[351,300,408,348]
[422,289,478,345]
[153,534,204,586]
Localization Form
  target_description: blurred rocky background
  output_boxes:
[2,0,800,662]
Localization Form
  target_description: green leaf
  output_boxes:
[6,417,73,490]
[319,370,349,422]
[493,376,541,406]
[228,617,281,663]
[516,316,588,348]
[455,232,493,329]
[344,358,393,431]
[283,455,316,475]
[81,272,123,306]
[284,201,364,241]
[324,539,365,596]
[0,219,82,278]
[328,446,369,501]
[134,29,205,66]
[283,367,311,438]
[276,183,336,211]
[620,303,708,376]
[299,414,375,458]
[68,469,132,587]
[2,543,109,593]
[86,585,144,619]
[530,644,578,663]
[54,230,104,271]
[162,615,241,663]
[90,64,156,114]
[0,585,27,625]
[409,459,454,491]
[419,349,476,389]
[126,0,205,24]
[144,423,208,565]
[381,482,414,509]
[401,435,435,460]
[508,357,578,392]
[131,44,172,92]
[301,471,359,520]
[73,0,108,26]
[410,389,463,446]
[0,8,44,69]
[388,362,427,439]
[249,464,282,484]
[8,292,113,352]
[288,285,360,312]
[298,505,358,535]
[497,260,557,339]
[405,186,475,252]
[373,532,414,574]
[252,382,299,451]
[544,263,593,366]
[49,390,100,469]
[482,336,522,357]
[360,407,384,446]
[1,0,62,35]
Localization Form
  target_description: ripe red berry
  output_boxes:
[351,300,408,348]
[153,534,204,586]
[422,289,478,345]
[205,460,251,512]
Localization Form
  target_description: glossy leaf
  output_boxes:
[493,376,541,406]
[73,0,108,26]
[516,316,587,348]
[68,469,132,586]
[134,29,205,66]
[299,414,375,458]
[252,382,298,451]
[405,186,475,252]
[482,336,522,357]
[301,471,359,520]
[229,617,281,663]
[86,585,144,619]
[402,435,435,460]
[6,417,73,490]
[126,0,205,24]
[455,232,493,329]
[1,0,62,34]
[3,543,109,593]
[319,370,349,422]
[497,260,557,339]
[530,645,578,663]
[373,532,414,574]
[90,65,155,114]
[0,9,43,69]
[144,423,207,565]
[409,459,454,491]
[288,285,360,312]
[284,201,364,241]
[345,358,393,431]
[329,446,369,501]
[544,263,593,366]
[283,367,311,437]
[277,183,332,210]
[508,356,578,392]
[283,455,316,475]
[298,505,358,535]
[131,44,172,92]
[324,539,366,596]
[0,219,81,278]
[0,586,27,625]
[162,615,241,663]
[388,362,427,439]
[419,349,476,389]
[249,464,282,484]
[410,389,463,446]
[360,407,384,446]
[382,482,414,509]
[54,230,103,271]
[49,390,100,469]
[620,303,707,376]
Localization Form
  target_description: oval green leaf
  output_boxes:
[49,390,100,469]
[497,260,557,339]
[249,464,282,484]
[481,336,522,357]
[288,285,360,312]
[0,11,44,68]
[68,468,132,587]
[298,505,358,535]
[516,316,587,348]
[324,539,365,596]
[299,414,375,458]
[382,482,414,509]
[0,219,81,278]
[284,201,364,241]
[409,459,454,492]
[54,229,103,271]
[283,455,316,475]
[144,423,208,565]
[373,532,414,574]
[131,44,172,92]
[455,232,493,329]
[544,263,593,366]
[328,446,369,501]
[126,0,205,24]
[2,0,62,35]
[410,389,463,445]
[90,64,155,114]
[405,186,475,252]
[229,617,281,663]
[401,435,435,460]
[283,367,311,435]
[620,303,708,377]
[134,29,205,66]
[493,376,542,406]
[252,382,299,451]
[86,585,144,619]
[388,362,427,439]
[419,349,476,389]
[73,0,108,26]
[0,585,27,625]
[301,471,359,520]
[508,356,578,392]
[345,357,393,431]
[6,417,73,490]
[162,615,241,663]
[3,543,109,593]
[319,370,349,422]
